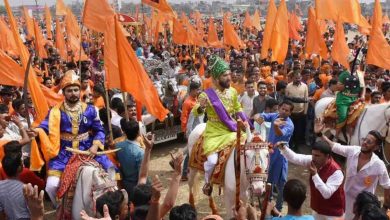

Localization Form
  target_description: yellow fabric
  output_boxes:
[30,104,61,171]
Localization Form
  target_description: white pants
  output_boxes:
[204,153,218,183]
[46,176,60,207]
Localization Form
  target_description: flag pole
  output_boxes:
[23,54,34,128]
[103,76,114,142]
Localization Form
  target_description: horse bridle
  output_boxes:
[241,141,270,202]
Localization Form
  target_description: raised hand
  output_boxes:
[80,204,112,220]
[273,118,286,127]
[23,183,44,220]
[151,175,163,203]
[314,117,325,134]
[172,152,184,176]
[142,132,155,150]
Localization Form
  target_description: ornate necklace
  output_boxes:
[63,102,83,123]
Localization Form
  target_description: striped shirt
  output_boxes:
[0,179,30,220]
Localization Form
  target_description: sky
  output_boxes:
[0,0,379,6]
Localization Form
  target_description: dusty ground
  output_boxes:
[44,139,385,219]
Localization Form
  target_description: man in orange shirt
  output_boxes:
[381,82,390,103]
[180,81,202,134]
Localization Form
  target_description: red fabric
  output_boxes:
[0,167,45,191]
[180,96,197,132]
[309,158,345,216]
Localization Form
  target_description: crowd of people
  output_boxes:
[0,0,389,220]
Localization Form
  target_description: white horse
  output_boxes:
[187,123,270,218]
[56,155,117,220]
[315,97,390,145]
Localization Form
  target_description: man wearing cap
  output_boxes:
[32,70,115,206]
[315,120,390,220]
[192,55,250,196]
[277,141,345,220]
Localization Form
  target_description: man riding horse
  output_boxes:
[192,55,251,196]
[30,70,116,206]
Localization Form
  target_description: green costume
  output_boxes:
[335,71,362,128]
[193,55,246,156]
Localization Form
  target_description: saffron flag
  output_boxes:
[4,0,49,124]
[114,17,169,121]
[305,7,328,59]
[288,17,301,41]
[366,0,390,70]
[315,0,370,27]
[291,12,303,31]
[243,11,253,30]
[331,17,350,70]
[252,9,261,31]
[56,0,68,16]
[207,17,223,48]
[173,18,188,45]
[270,0,289,64]
[45,5,53,39]
[0,17,18,56]
[22,7,35,40]
[0,50,24,86]
[82,0,115,33]
[33,20,48,59]
[142,0,175,17]
[55,19,67,60]
[223,15,245,49]
[260,0,277,59]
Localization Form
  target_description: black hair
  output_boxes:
[354,191,381,217]
[360,204,388,220]
[96,190,124,219]
[94,84,105,96]
[117,104,126,116]
[328,79,338,86]
[245,80,254,86]
[189,82,201,92]
[381,81,390,93]
[312,141,332,155]
[12,99,24,111]
[257,81,267,88]
[131,184,152,207]
[0,104,9,114]
[120,119,139,141]
[2,153,22,177]
[368,130,383,146]
[279,100,294,111]
[43,77,52,84]
[98,108,111,125]
[283,179,306,210]
[111,97,124,110]
[3,141,22,157]
[371,91,382,98]
[132,205,149,220]
[276,80,287,92]
[169,203,197,220]
[265,98,278,110]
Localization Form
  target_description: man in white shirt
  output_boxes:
[315,119,390,220]
[239,80,258,118]
[277,141,345,220]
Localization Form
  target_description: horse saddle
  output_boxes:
[189,135,236,185]
[323,99,365,127]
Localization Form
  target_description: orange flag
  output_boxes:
[22,7,35,40]
[366,0,390,70]
[142,0,175,17]
[291,12,303,31]
[65,7,81,38]
[331,17,350,70]
[288,17,301,41]
[358,15,371,35]
[114,17,169,121]
[207,17,223,48]
[0,17,18,56]
[305,7,328,59]
[0,50,24,86]
[252,9,261,31]
[173,18,188,45]
[55,19,67,60]
[44,5,52,39]
[33,20,48,59]
[182,18,205,47]
[82,0,115,33]
[67,34,88,61]
[260,0,277,59]
[243,11,253,30]
[4,0,49,124]
[223,15,245,49]
[270,0,289,64]
[56,0,68,16]
[315,0,369,27]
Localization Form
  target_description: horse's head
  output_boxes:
[166,77,179,95]
[242,134,271,197]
